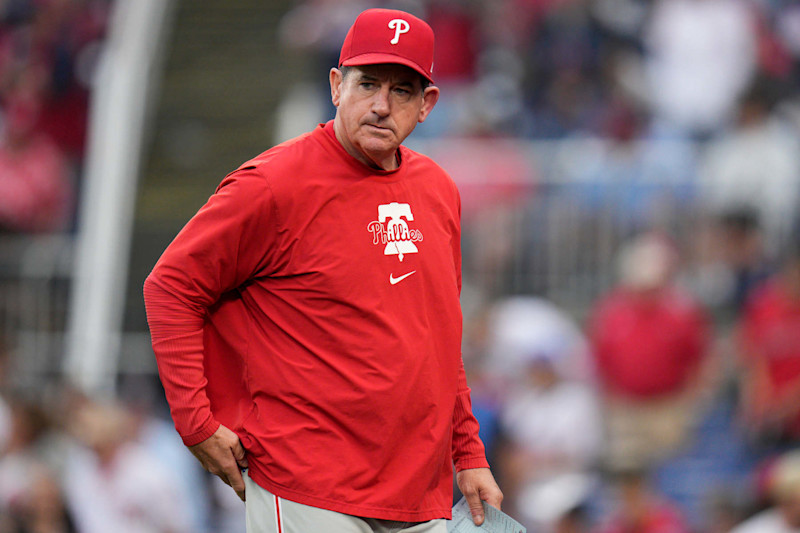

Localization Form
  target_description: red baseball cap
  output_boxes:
[338,8,435,84]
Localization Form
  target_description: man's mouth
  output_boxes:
[365,123,391,133]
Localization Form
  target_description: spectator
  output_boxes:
[426,0,480,85]
[717,208,775,315]
[0,395,75,533]
[593,467,692,533]
[0,0,110,163]
[702,487,751,533]
[699,78,800,256]
[772,2,800,82]
[681,208,774,321]
[737,246,800,453]
[519,1,608,139]
[730,450,800,533]
[118,375,214,533]
[275,0,375,141]
[484,296,600,532]
[485,296,594,385]
[643,0,758,139]
[0,79,73,233]
[10,463,76,533]
[496,349,601,532]
[588,232,712,471]
[63,398,194,533]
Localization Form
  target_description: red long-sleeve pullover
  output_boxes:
[143,121,488,522]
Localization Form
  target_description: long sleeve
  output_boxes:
[449,188,489,471]
[451,359,490,471]
[143,168,276,445]
[143,277,215,445]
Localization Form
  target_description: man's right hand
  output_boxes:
[189,424,249,501]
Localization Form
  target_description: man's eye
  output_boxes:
[360,82,375,89]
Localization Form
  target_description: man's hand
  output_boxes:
[189,424,248,501]
[456,467,503,526]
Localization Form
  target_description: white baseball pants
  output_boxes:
[244,475,447,533]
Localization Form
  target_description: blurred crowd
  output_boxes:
[0,0,109,234]
[277,0,800,143]
[467,231,800,532]
[0,354,245,533]
[2,0,800,532]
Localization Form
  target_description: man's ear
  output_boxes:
[330,68,343,107]
[417,85,440,123]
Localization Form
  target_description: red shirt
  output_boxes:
[143,122,488,521]
[594,499,691,533]
[740,278,800,432]
[589,287,709,398]
[0,134,72,232]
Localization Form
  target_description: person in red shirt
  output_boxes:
[0,83,73,233]
[738,246,800,449]
[588,232,712,471]
[143,8,502,533]
[593,468,691,533]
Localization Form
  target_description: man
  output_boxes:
[738,245,800,450]
[730,450,800,533]
[143,8,502,533]
[588,232,711,471]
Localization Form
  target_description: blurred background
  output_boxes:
[1,0,800,531]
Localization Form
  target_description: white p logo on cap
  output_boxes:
[388,19,410,44]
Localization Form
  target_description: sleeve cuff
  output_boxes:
[454,456,491,472]
[180,418,220,447]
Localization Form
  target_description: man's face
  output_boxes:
[330,64,439,170]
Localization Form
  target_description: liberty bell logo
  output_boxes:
[367,202,423,262]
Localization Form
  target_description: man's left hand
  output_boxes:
[456,467,503,526]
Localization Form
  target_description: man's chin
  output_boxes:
[360,139,397,156]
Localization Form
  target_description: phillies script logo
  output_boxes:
[388,19,410,44]
[367,202,423,262]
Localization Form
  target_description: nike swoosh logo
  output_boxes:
[389,271,417,285]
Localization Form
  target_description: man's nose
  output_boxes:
[371,86,391,116]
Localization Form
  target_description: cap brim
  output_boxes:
[341,53,434,84]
